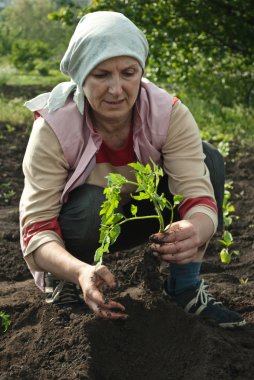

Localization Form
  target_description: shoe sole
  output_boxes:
[45,283,83,305]
[45,299,82,305]
[219,319,247,328]
[163,291,247,328]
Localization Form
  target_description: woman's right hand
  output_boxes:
[78,264,128,319]
[33,241,127,319]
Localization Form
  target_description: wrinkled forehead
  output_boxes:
[92,56,142,70]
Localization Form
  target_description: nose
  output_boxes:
[108,75,123,97]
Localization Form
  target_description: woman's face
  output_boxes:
[83,56,142,122]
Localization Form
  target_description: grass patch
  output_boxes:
[6,70,65,87]
[0,62,65,87]
[0,96,31,126]
[181,95,254,145]
[0,64,65,126]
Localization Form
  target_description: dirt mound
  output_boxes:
[0,89,253,379]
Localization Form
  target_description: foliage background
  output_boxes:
[48,0,254,107]
[0,0,253,143]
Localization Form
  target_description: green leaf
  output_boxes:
[94,246,104,263]
[220,248,231,264]
[131,192,150,201]
[112,213,124,224]
[109,224,121,245]
[130,204,138,216]
[106,173,127,187]
[0,311,11,332]
[223,230,233,245]
[223,216,233,227]
[94,162,183,263]
[173,194,184,205]
[227,205,235,212]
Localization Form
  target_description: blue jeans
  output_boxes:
[58,141,225,263]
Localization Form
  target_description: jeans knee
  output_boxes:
[202,141,225,230]
[59,184,105,241]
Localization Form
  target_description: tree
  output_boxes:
[52,0,253,105]
[0,0,73,60]
[171,0,253,63]
[11,39,50,72]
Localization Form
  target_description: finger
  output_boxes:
[91,302,128,319]
[95,264,117,289]
[151,238,197,256]
[99,299,126,312]
[85,285,106,306]
[85,286,126,313]
[150,227,190,244]
[167,221,197,242]
[170,221,198,241]
[159,248,198,263]
[149,230,171,243]
[98,307,128,320]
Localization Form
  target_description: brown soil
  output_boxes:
[0,86,254,380]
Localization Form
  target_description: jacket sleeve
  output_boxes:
[162,100,218,233]
[20,117,69,271]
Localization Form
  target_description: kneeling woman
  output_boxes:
[20,11,245,328]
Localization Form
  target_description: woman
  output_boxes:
[20,11,245,327]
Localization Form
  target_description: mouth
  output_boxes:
[104,99,125,105]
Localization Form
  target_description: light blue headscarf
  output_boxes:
[25,11,149,114]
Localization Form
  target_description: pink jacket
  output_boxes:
[38,79,173,203]
[21,79,173,290]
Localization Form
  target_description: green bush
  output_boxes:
[11,39,50,72]
[35,61,49,76]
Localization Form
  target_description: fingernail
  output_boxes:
[152,251,158,257]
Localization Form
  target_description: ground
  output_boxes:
[0,85,254,380]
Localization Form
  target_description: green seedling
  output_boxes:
[218,230,239,264]
[0,311,11,333]
[217,140,230,158]
[0,181,16,204]
[223,187,238,228]
[94,161,183,264]
[239,277,249,285]
[218,180,239,264]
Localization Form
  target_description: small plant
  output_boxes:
[217,140,230,158]
[94,161,183,264]
[0,181,16,204]
[222,181,238,228]
[0,311,11,333]
[218,230,239,264]
[218,180,239,264]
[239,277,249,285]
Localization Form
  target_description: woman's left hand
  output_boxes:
[149,219,202,265]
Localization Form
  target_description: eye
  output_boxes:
[123,70,135,77]
[93,72,107,78]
